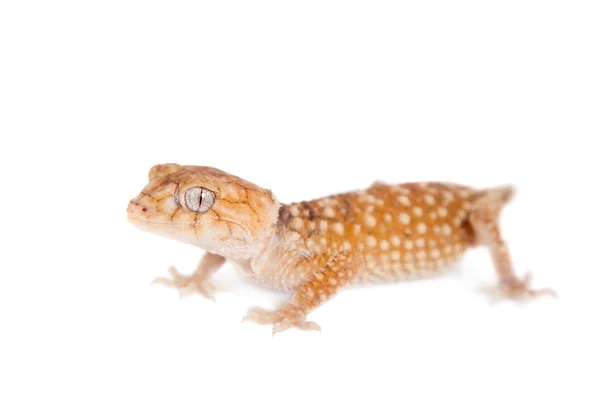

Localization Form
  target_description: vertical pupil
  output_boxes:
[198,189,204,209]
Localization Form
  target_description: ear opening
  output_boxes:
[148,163,183,181]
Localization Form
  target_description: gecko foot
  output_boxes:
[482,271,558,303]
[152,266,220,301]
[242,307,321,335]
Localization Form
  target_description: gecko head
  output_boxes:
[127,164,280,259]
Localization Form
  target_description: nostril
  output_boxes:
[127,200,147,215]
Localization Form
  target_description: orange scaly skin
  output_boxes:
[127,164,556,334]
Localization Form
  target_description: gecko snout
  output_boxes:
[127,197,151,221]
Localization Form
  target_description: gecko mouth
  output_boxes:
[127,216,251,236]
[127,216,205,226]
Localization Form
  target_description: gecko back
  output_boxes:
[259,182,510,288]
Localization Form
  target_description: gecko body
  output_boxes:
[127,164,555,334]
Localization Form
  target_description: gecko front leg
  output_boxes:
[243,252,363,335]
[153,252,226,300]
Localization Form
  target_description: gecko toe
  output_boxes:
[272,318,293,335]
[152,266,220,301]
[482,272,557,302]
[244,307,321,334]
[242,307,279,325]
[299,320,321,332]
[271,318,321,335]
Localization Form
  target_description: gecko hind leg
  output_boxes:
[243,252,363,335]
[469,187,557,302]
[152,252,226,300]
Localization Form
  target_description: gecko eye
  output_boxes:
[184,187,215,213]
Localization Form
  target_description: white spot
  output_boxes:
[397,195,411,206]
[399,212,411,225]
[413,207,423,217]
[416,250,426,261]
[415,238,425,248]
[291,218,303,230]
[424,194,435,205]
[391,251,401,261]
[390,235,401,247]
[459,190,471,198]
[442,191,455,202]
[384,213,393,223]
[323,207,335,218]
[437,207,448,218]
[353,224,362,235]
[428,211,438,221]
[320,237,328,246]
[417,222,427,234]
[319,220,328,231]
[367,235,377,247]
[365,214,377,227]
[430,249,441,259]
[343,241,352,251]
[404,240,414,250]
[442,224,452,236]
[404,262,416,273]
[380,240,390,251]
[290,206,300,217]
[333,222,344,235]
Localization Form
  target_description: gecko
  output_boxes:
[127,163,556,334]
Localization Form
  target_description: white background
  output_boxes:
[1,1,598,399]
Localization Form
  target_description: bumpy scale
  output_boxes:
[127,164,555,334]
